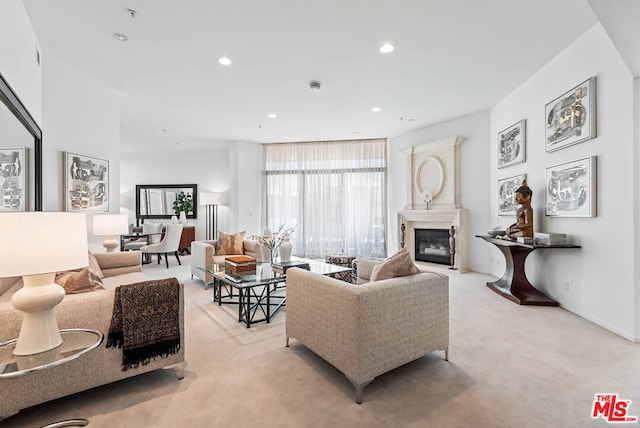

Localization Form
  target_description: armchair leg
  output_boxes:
[175,251,181,266]
[165,252,169,268]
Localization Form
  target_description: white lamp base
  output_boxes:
[102,236,118,252]
[11,272,65,356]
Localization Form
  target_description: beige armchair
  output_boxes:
[140,224,183,268]
[285,267,449,404]
[190,239,261,287]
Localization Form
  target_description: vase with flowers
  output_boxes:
[249,223,296,263]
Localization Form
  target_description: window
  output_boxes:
[263,139,387,258]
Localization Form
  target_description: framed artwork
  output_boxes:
[0,147,28,211]
[545,156,596,217]
[498,120,525,168]
[545,77,597,152]
[64,151,109,212]
[498,173,526,216]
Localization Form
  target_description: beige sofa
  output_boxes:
[0,251,185,420]
[190,239,261,287]
[285,260,449,404]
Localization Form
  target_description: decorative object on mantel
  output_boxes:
[249,223,296,263]
[448,226,457,270]
[503,180,533,241]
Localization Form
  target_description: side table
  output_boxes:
[476,235,581,306]
[0,328,103,427]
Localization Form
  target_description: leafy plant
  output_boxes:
[172,191,193,216]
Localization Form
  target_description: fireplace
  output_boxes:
[414,228,451,265]
[398,136,467,271]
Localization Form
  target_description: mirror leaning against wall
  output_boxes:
[0,72,42,212]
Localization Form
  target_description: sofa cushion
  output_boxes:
[215,231,246,255]
[370,248,420,281]
[55,268,105,294]
[88,251,105,279]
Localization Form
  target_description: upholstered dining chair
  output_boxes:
[140,223,184,268]
[123,222,163,252]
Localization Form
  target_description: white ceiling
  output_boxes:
[21,1,621,152]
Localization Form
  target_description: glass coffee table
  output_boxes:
[198,257,352,328]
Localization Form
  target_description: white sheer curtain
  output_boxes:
[263,139,387,259]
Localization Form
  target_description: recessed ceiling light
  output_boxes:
[379,43,394,53]
[218,57,232,66]
[372,107,382,112]
[268,113,277,118]
[113,33,128,42]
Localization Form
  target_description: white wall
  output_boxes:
[634,77,640,342]
[0,0,41,123]
[41,56,121,251]
[120,142,263,240]
[388,110,492,272]
[491,23,635,340]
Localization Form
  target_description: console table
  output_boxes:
[476,235,581,306]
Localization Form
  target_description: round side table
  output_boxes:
[0,328,103,427]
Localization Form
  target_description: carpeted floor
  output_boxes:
[3,255,639,428]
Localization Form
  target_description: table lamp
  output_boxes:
[93,214,129,252]
[200,192,228,240]
[0,212,88,357]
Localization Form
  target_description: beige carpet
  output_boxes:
[3,256,639,428]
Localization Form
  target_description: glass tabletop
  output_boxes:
[0,328,103,377]
[198,256,353,288]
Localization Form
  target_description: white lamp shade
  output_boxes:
[92,214,129,236]
[200,192,228,206]
[0,212,89,278]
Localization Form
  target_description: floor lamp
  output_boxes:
[0,212,88,359]
[200,192,228,240]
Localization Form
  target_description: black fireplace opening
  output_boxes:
[415,228,450,265]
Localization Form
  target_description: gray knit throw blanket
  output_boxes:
[107,278,181,371]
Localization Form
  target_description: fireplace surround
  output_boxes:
[398,136,467,272]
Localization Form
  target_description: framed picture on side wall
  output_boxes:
[0,147,28,211]
[545,156,596,217]
[545,77,597,152]
[63,151,109,212]
[498,173,526,216]
[498,120,526,168]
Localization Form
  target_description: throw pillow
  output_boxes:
[88,251,105,279]
[55,268,105,294]
[215,231,246,255]
[370,248,420,281]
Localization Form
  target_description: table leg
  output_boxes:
[487,244,558,306]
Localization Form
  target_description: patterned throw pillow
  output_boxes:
[55,268,105,294]
[370,248,420,281]
[215,231,246,255]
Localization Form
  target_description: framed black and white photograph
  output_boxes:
[498,173,526,216]
[0,147,28,212]
[64,151,109,212]
[498,120,525,168]
[545,156,596,217]
[545,77,597,153]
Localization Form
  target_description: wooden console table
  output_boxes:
[476,235,581,306]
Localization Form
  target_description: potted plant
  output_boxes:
[172,191,193,222]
